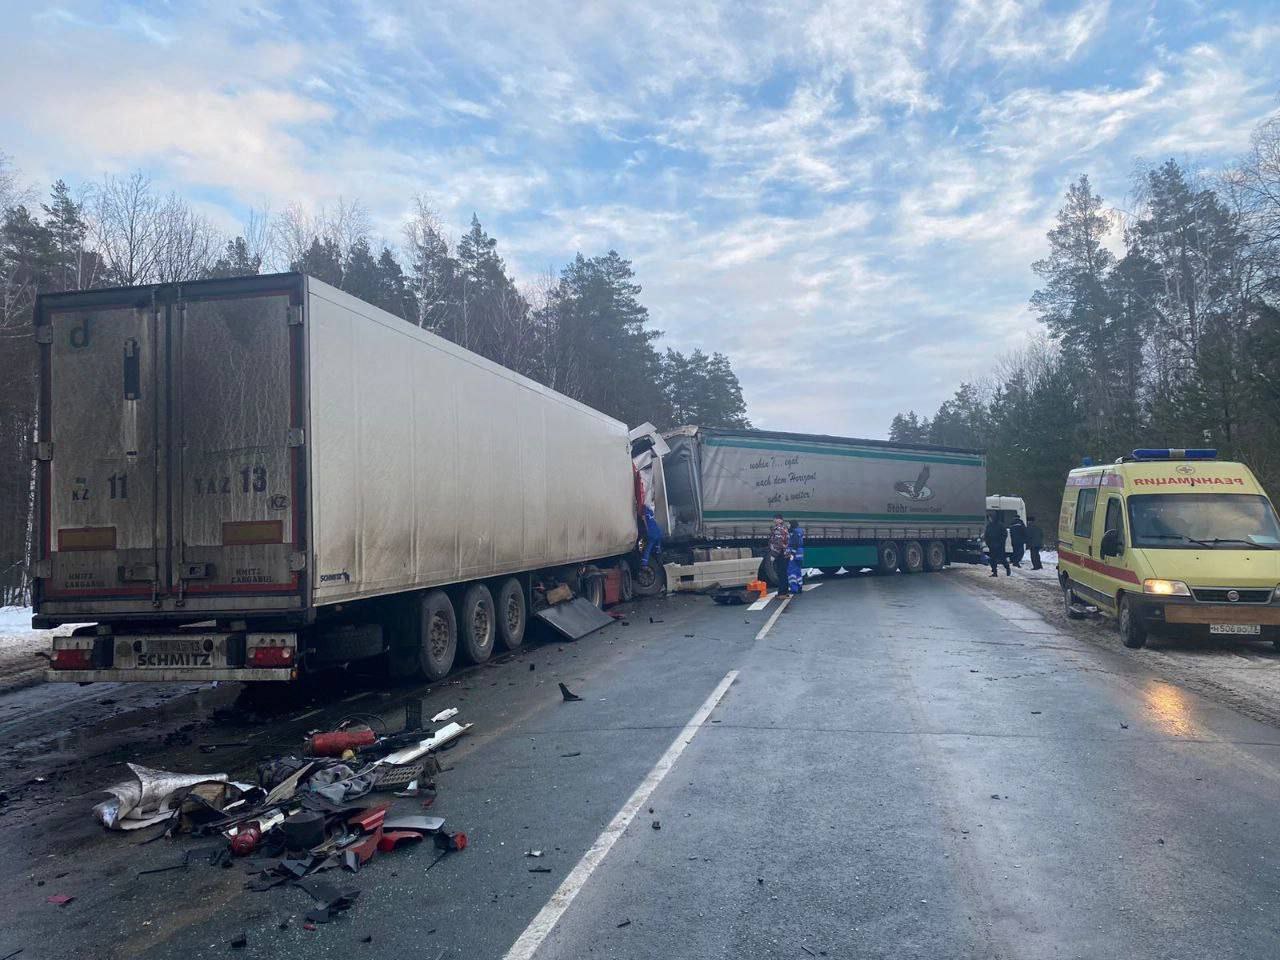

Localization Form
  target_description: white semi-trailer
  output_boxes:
[33,274,638,683]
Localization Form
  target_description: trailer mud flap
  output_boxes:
[534,598,614,640]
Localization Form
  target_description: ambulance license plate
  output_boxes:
[1210,624,1261,635]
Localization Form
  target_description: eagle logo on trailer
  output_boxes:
[893,465,935,502]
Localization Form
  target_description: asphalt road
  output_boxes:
[3,570,1280,959]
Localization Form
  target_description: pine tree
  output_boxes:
[41,180,88,290]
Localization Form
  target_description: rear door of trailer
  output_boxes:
[36,276,308,633]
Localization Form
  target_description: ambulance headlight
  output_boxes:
[1144,579,1191,597]
[1274,585,1280,602]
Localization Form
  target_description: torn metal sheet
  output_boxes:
[377,722,472,767]
[380,815,445,833]
[534,596,614,640]
[94,764,230,831]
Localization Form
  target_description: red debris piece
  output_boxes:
[308,727,377,757]
[434,831,468,852]
[348,805,389,833]
[303,922,317,932]
[350,828,382,865]
[230,824,261,857]
[47,894,74,905]
[377,830,425,853]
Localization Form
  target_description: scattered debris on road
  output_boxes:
[558,682,583,702]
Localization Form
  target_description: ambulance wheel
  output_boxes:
[876,541,900,575]
[899,540,925,574]
[496,578,526,651]
[417,590,457,680]
[924,540,947,572]
[458,583,495,665]
[1062,578,1084,620]
[1118,594,1147,649]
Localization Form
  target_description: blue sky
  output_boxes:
[2,1,1278,435]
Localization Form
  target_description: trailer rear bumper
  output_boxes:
[45,667,294,682]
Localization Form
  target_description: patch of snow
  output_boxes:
[0,605,35,632]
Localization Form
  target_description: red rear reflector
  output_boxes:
[222,520,284,546]
[51,648,93,670]
[57,527,117,551]
[248,645,293,667]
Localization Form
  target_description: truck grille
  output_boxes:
[1191,588,1273,604]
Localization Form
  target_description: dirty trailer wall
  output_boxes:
[665,428,987,543]
[307,281,637,606]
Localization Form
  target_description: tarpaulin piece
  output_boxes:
[534,597,614,640]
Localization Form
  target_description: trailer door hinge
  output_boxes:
[32,441,52,461]
[34,326,53,344]
[287,305,303,326]
[287,428,305,448]
[288,551,307,572]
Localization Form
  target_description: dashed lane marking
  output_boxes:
[502,669,740,960]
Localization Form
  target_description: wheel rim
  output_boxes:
[473,603,491,647]
[506,594,522,634]
[429,611,450,660]
[636,566,657,589]
[1120,602,1130,633]
[884,549,898,568]
[907,546,922,567]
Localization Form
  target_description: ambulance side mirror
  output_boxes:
[1100,528,1123,558]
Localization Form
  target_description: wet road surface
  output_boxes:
[2,571,1279,959]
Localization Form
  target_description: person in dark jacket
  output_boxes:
[984,513,1011,576]
[1026,516,1044,570]
[1008,515,1027,567]
[768,513,791,594]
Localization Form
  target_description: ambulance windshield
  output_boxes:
[1128,494,1280,549]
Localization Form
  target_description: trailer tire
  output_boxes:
[899,540,925,574]
[581,572,605,609]
[620,564,634,602]
[633,563,665,597]
[458,584,495,665]
[759,555,780,587]
[923,540,947,572]
[495,578,526,651]
[417,590,457,681]
[875,541,900,575]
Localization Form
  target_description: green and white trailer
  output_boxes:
[659,427,987,577]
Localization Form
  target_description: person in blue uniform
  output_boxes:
[787,520,805,597]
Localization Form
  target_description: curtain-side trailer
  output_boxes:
[34,273,638,683]
[658,427,986,578]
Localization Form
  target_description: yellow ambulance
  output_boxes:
[1058,449,1280,649]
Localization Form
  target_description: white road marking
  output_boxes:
[755,597,792,640]
[747,591,776,611]
[502,670,740,960]
[802,582,822,592]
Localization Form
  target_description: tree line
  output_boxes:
[890,110,1280,528]
[0,167,749,603]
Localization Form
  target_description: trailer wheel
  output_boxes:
[759,555,780,587]
[417,590,457,680]
[581,572,605,609]
[458,584,495,665]
[496,578,526,651]
[875,541,900,575]
[899,540,925,573]
[633,562,665,597]
[620,564,634,602]
[923,540,947,572]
